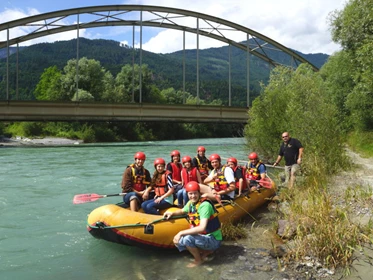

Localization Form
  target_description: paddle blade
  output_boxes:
[73,193,103,204]
[257,178,273,189]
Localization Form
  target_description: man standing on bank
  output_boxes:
[273,132,304,189]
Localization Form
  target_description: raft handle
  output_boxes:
[144,224,154,234]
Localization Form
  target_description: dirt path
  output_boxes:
[331,149,373,280]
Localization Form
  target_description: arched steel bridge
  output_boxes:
[0,5,317,123]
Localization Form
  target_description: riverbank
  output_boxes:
[220,148,373,280]
[0,136,83,147]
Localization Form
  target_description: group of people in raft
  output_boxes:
[120,146,269,268]
[120,146,269,214]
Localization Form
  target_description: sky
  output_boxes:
[0,0,348,55]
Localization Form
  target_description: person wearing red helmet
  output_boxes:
[226,157,246,196]
[166,150,183,197]
[141,158,174,215]
[163,181,222,267]
[192,146,212,181]
[177,155,203,207]
[273,132,304,189]
[120,151,151,211]
[245,152,267,192]
[204,153,236,201]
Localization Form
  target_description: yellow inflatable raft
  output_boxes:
[87,184,276,250]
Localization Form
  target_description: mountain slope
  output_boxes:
[0,38,329,103]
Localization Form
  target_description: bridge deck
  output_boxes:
[0,101,248,123]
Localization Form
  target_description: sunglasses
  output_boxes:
[282,136,289,138]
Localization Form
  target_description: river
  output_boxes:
[2,137,277,280]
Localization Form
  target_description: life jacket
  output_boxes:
[169,162,182,181]
[194,156,210,178]
[154,170,172,197]
[187,198,221,234]
[130,164,150,191]
[245,161,265,180]
[231,165,247,189]
[181,167,198,184]
[212,166,229,191]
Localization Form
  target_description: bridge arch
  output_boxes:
[0,5,318,106]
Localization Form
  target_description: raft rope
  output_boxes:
[88,214,187,230]
[220,197,258,222]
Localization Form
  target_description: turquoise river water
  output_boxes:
[1,137,262,280]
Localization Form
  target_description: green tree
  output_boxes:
[34,66,62,100]
[60,57,108,101]
[114,64,157,103]
[245,64,346,174]
[319,51,355,130]
[244,66,292,159]
[328,0,373,130]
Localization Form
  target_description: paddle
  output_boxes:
[73,192,126,204]
[254,178,273,189]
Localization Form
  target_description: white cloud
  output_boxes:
[0,7,89,46]
[1,1,347,54]
[134,0,346,54]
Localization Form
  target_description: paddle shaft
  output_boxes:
[102,193,126,198]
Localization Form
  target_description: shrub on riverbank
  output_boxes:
[244,63,372,272]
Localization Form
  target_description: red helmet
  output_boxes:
[170,150,180,157]
[248,152,258,160]
[209,153,221,162]
[197,146,206,152]
[154,158,166,168]
[134,151,146,160]
[227,157,238,166]
[185,181,200,192]
[182,155,192,164]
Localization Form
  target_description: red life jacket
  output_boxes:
[181,167,198,184]
[169,162,182,181]
[231,165,247,190]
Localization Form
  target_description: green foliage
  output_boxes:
[113,64,161,103]
[0,122,4,135]
[72,89,94,102]
[347,130,373,157]
[61,57,108,101]
[327,0,373,131]
[244,66,292,160]
[329,0,373,51]
[34,66,62,100]
[245,64,348,174]
[319,51,355,131]
[5,122,43,137]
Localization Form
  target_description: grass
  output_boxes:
[347,131,373,158]
[221,220,248,240]
[277,172,373,273]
